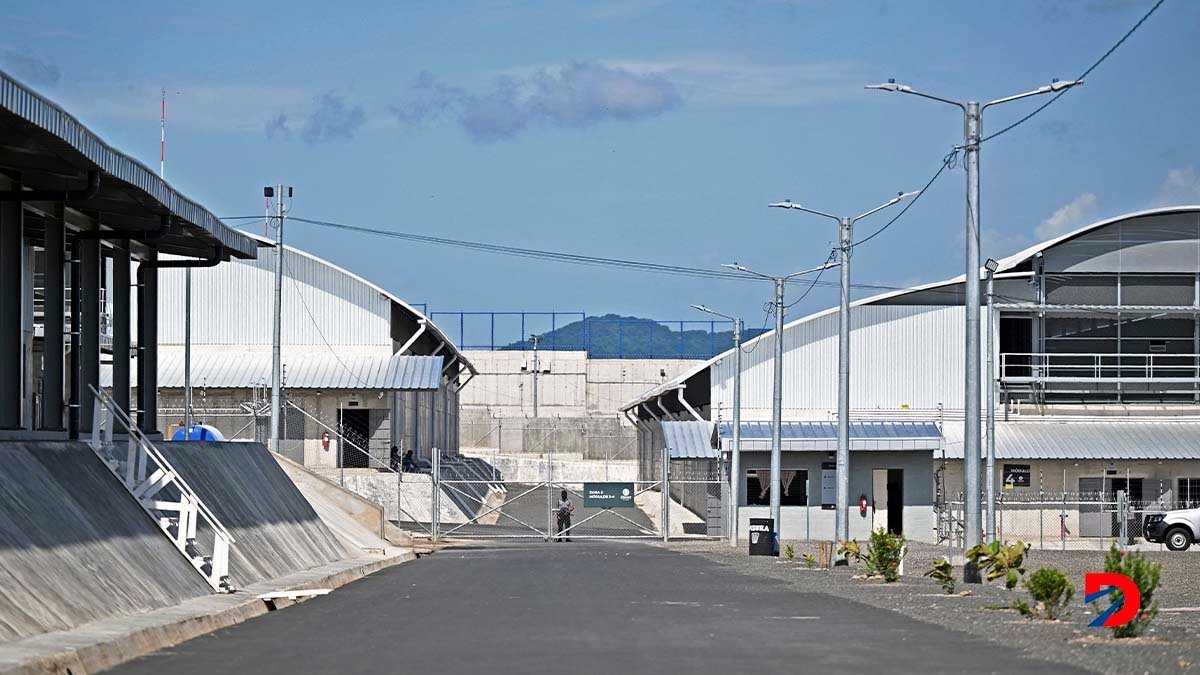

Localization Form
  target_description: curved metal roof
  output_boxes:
[242,231,475,374]
[620,206,1200,414]
[0,69,257,259]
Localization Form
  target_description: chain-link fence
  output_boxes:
[938,492,1174,550]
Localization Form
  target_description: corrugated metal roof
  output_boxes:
[662,421,716,459]
[942,421,1200,460]
[717,420,942,452]
[0,69,257,259]
[102,350,444,390]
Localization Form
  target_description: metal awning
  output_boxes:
[0,69,257,259]
[942,420,1200,460]
[102,350,445,390]
[662,421,716,459]
[718,421,942,452]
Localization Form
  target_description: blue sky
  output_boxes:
[5,0,1200,344]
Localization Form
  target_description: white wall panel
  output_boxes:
[711,305,986,417]
[155,248,391,347]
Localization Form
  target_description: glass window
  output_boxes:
[746,470,807,506]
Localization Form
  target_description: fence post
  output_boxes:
[1118,489,1128,551]
[432,447,440,541]
[546,451,553,541]
[1038,489,1044,551]
[661,444,670,543]
[1060,492,1066,552]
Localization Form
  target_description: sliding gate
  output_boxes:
[427,452,724,541]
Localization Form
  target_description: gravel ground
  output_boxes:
[672,539,1200,675]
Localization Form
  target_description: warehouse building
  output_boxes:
[112,232,476,470]
[624,206,1200,542]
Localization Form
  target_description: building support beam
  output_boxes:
[41,203,65,430]
[77,228,101,434]
[137,248,159,434]
[112,241,131,413]
[0,190,22,429]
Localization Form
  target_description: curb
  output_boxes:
[0,551,415,675]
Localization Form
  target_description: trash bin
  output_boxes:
[749,518,777,556]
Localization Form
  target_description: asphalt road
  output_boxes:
[109,542,1087,675]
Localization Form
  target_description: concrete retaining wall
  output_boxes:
[462,451,638,484]
[156,441,352,587]
[461,413,638,460]
[309,469,472,524]
[0,441,211,643]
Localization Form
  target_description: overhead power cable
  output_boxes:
[979,0,1166,144]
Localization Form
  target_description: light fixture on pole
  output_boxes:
[984,257,1000,543]
[692,303,743,547]
[720,260,839,551]
[769,191,918,543]
[865,77,1082,564]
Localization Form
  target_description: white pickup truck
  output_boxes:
[1144,508,1200,551]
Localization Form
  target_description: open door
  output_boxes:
[872,469,888,532]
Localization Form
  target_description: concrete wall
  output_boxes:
[460,412,637,460]
[155,441,352,587]
[462,451,639,484]
[308,469,472,524]
[459,350,701,418]
[0,441,211,643]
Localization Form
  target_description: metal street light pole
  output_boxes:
[691,304,742,547]
[769,191,917,543]
[268,184,287,454]
[530,334,541,418]
[984,258,1000,542]
[722,261,838,549]
[866,77,1082,556]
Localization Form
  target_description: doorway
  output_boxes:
[339,408,370,468]
[872,469,904,535]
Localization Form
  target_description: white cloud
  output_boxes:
[504,54,864,108]
[1035,193,1098,240]
[1153,167,1200,207]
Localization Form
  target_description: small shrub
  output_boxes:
[1023,567,1074,620]
[802,553,817,568]
[784,544,795,560]
[1098,544,1160,638]
[966,540,1030,588]
[864,528,906,582]
[923,557,956,594]
[837,540,862,564]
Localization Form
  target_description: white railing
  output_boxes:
[1000,352,1200,383]
[88,385,236,592]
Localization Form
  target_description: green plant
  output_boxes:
[837,540,862,564]
[802,553,817,569]
[923,557,956,594]
[966,540,1030,588]
[1023,567,1074,620]
[1098,544,1160,638]
[784,544,795,560]
[864,528,906,582]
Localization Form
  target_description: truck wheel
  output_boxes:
[1166,527,1192,552]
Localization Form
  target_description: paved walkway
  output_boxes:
[109,542,1087,675]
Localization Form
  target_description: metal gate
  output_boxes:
[418,448,724,541]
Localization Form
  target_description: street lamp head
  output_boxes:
[768,201,800,210]
[1049,78,1083,92]
[722,262,750,274]
[865,79,911,93]
[985,258,1000,273]
[690,304,710,313]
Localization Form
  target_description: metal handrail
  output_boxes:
[92,386,236,542]
[1000,351,1200,380]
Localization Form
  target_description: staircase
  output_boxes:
[87,386,236,592]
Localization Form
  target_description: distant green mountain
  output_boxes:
[499,314,766,359]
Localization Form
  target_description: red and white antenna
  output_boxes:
[159,88,166,178]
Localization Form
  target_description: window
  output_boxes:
[746,470,808,506]
[1179,478,1200,508]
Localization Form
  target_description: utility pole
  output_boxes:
[866,77,1082,561]
[769,191,916,542]
[985,258,999,542]
[691,304,742,546]
[268,185,289,453]
[723,261,838,548]
[530,334,541,418]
